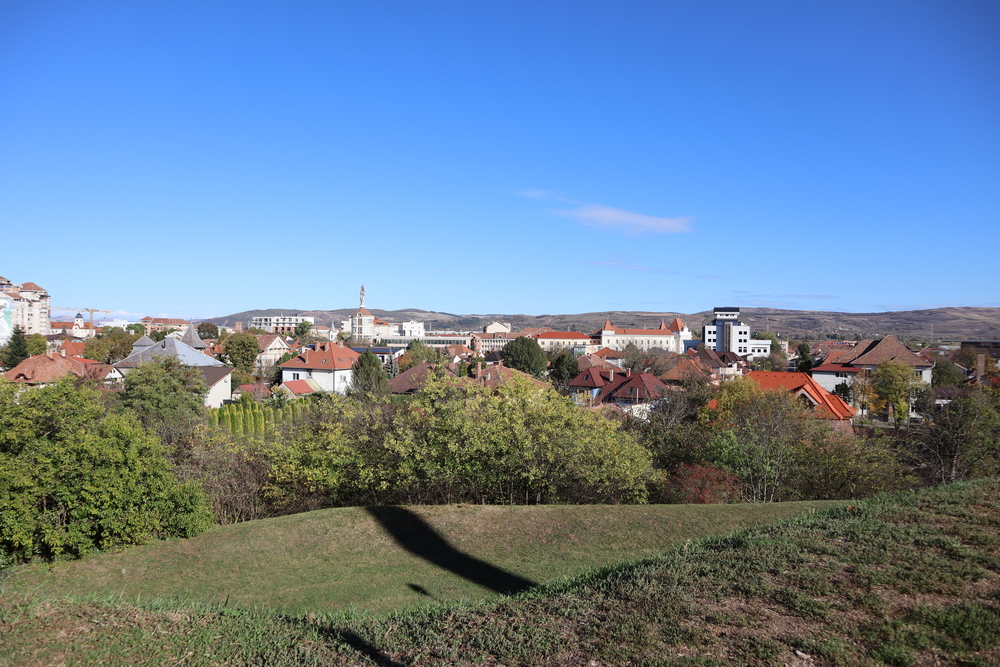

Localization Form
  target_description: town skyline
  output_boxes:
[3,3,998,318]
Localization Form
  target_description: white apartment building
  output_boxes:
[251,314,315,334]
[0,276,51,341]
[702,307,771,360]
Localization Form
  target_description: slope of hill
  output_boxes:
[205,306,1000,340]
[2,480,997,666]
[4,501,838,616]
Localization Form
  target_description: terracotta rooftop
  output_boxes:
[834,335,931,369]
[279,342,359,371]
[747,371,855,420]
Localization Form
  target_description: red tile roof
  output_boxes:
[534,331,592,340]
[281,379,317,396]
[747,371,855,420]
[4,353,110,384]
[835,335,930,368]
[19,282,45,291]
[279,342,359,371]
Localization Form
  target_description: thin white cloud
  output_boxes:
[518,189,691,235]
[558,204,691,235]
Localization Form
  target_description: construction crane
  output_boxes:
[52,307,112,329]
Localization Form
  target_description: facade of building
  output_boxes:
[0,276,51,339]
[810,335,934,393]
[279,342,359,394]
[139,316,191,335]
[592,317,692,354]
[250,315,315,334]
[701,307,771,360]
[533,331,594,352]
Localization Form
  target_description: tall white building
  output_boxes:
[251,314,315,334]
[0,276,51,341]
[702,307,771,360]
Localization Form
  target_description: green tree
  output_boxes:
[398,339,441,372]
[224,332,260,375]
[351,350,387,401]
[796,341,812,373]
[1,326,29,369]
[933,360,966,387]
[118,357,209,452]
[708,376,817,503]
[150,328,177,342]
[872,360,923,427]
[622,342,645,372]
[0,377,212,567]
[913,388,1000,484]
[84,328,139,364]
[831,382,852,404]
[499,336,547,378]
[26,334,47,357]
[126,323,146,335]
[548,350,580,391]
[197,322,219,339]
[293,320,313,339]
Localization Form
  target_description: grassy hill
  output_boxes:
[205,306,1000,341]
[3,481,999,665]
[2,501,838,616]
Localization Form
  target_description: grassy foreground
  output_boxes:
[2,501,839,615]
[2,481,999,665]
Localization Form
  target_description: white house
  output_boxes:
[278,342,359,394]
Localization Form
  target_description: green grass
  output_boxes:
[2,481,999,665]
[2,500,838,615]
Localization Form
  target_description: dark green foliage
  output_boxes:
[499,336,547,377]
[118,357,208,452]
[351,350,387,401]
[932,360,966,387]
[0,377,212,567]
[547,350,579,390]
[149,328,176,342]
[796,341,812,372]
[83,328,139,364]
[126,322,146,335]
[197,322,219,339]
[399,339,441,372]
[831,381,852,403]
[911,387,1000,484]
[293,320,312,339]
[224,332,260,375]
[25,333,47,356]
[1,325,29,369]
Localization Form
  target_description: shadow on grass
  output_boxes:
[325,628,405,667]
[366,506,537,596]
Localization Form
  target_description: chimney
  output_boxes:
[610,369,614,381]
[627,368,632,377]
[236,321,243,332]
[978,353,986,381]
[477,361,482,377]
[60,348,66,357]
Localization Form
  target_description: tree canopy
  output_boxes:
[0,377,212,567]
[0,326,28,370]
[499,336,547,378]
[351,350,387,401]
[548,350,580,390]
[119,357,209,452]
[224,332,260,375]
[293,320,313,339]
[197,322,219,339]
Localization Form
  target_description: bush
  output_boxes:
[0,378,213,566]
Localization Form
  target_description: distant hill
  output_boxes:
[204,306,1000,341]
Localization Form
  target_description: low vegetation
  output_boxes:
[2,479,998,665]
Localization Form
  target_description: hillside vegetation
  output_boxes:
[2,480,998,666]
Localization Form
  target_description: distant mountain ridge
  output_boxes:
[204,306,1000,341]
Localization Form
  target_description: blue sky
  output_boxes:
[2,1,998,320]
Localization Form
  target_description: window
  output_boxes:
[292,373,300,380]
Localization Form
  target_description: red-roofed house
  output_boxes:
[278,342,359,394]
[747,371,855,423]
[568,367,667,406]
[810,335,933,395]
[4,351,120,385]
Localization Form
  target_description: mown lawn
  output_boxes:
[3,483,997,665]
[2,500,839,615]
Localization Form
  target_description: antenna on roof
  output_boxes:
[360,284,366,308]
